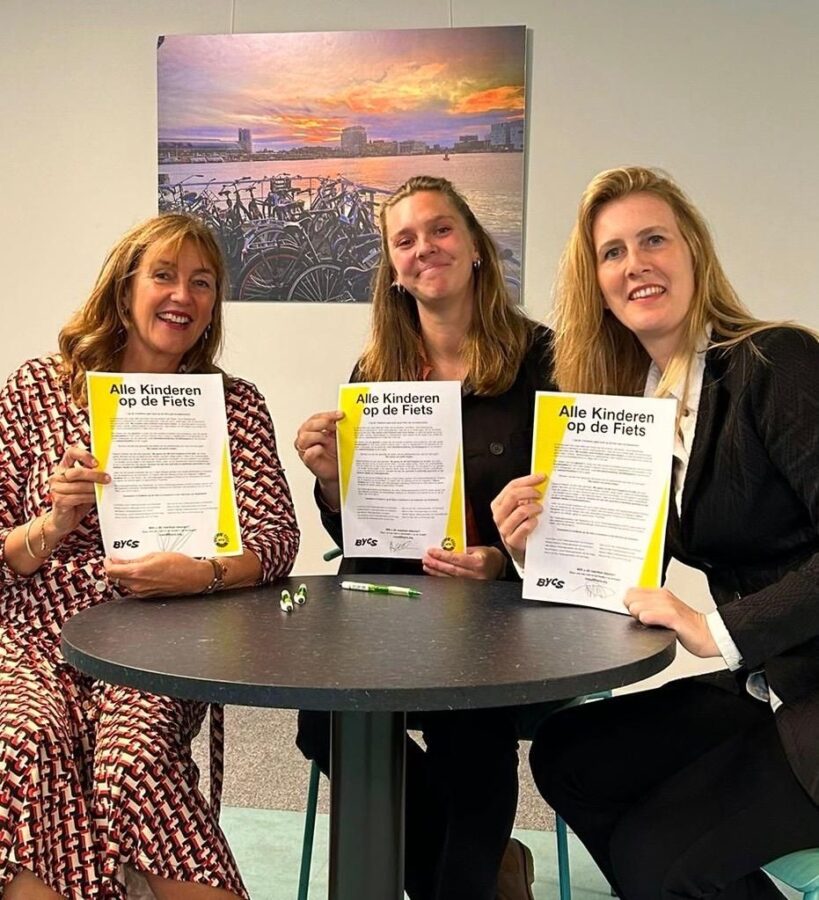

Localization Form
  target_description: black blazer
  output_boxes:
[665,327,819,803]
[317,324,555,580]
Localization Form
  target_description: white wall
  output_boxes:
[3,0,817,681]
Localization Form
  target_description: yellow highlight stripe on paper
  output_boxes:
[532,394,575,498]
[215,442,241,555]
[638,484,670,588]
[87,374,124,503]
[337,384,369,506]
[443,448,466,552]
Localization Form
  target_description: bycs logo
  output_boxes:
[355,538,378,547]
[213,532,229,548]
[113,539,140,550]
[440,537,456,551]
[536,577,565,589]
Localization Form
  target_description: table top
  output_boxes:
[61,574,676,712]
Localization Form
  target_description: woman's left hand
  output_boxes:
[623,587,720,658]
[104,552,212,598]
[422,545,507,580]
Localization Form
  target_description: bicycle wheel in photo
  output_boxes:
[236,245,304,301]
[342,265,376,302]
[243,222,291,252]
[286,263,348,302]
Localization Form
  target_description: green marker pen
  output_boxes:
[340,580,421,598]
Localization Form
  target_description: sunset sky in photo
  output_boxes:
[158,27,525,148]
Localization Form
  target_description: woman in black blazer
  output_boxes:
[493,166,819,899]
[294,176,554,900]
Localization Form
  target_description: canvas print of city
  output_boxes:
[157,27,526,302]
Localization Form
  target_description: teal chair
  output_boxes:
[297,547,341,899]
[547,692,612,900]
[297,761,322,900]
[553,831,819,900]
[550,831,819,900]
[296,691,610,900]
[555,814,572,900]
[552,759,819,900]
[763,849,819,900]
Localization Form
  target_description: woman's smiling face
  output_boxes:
[593,192,695,363]
[385,190,479,309]
[121,238,217,373]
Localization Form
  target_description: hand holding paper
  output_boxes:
[104,551,212,598]
[294,409,344,508]
[422,545,507,580]
[490,473,546,568]
[48,444,111,539]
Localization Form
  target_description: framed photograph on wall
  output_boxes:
[157,26,526,302]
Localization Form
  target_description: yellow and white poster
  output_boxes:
[337,381,465,559]
[523,391,676,614]
[86,372,242,560]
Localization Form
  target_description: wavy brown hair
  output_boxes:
[553,166,802,397]
[357,175,533,395]
[59,214,226,405]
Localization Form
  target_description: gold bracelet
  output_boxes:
[39,510,52,555]
[24,518,39,559]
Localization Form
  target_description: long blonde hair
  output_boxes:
[553,166,797,396]
[358,175,533,395]
[59,214,226,405]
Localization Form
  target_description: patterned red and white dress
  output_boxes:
[0,356,300,899]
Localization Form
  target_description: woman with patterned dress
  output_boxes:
[0,214,299,899]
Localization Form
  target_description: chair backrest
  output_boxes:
[763,849,819,900]
[518,690,613,741]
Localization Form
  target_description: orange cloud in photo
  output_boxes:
[258,111,347,144]
[449,85,525,116]
[319,62,450,114]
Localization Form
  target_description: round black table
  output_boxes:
[62,574,676,900]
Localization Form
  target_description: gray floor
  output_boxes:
[215,808,799,900]
[194,705,555,831]
[219,807,602,899]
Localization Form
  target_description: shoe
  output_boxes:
[496,837,536,900]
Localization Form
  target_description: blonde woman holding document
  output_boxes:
[295,176,555,900]
[493,166,819,900]
[0,214,299,900]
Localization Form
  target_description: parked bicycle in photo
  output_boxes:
[157,172,523,303]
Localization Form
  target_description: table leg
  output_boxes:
[328,710,406,900]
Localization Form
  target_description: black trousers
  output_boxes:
[297,703,558,900]
[529,678,819,900]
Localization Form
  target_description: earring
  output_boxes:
[392,282,406,296]
[472,258,482,271]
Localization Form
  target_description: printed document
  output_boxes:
[337,381,465,559]
[87,372,242,559]
[523,392,676,613]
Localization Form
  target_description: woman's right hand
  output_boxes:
[490,473,547,569]
[48,444,110,540]
[294,410,344,508]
